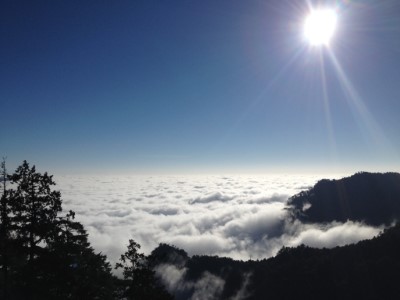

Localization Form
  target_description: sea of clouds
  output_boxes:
[55,174,382,267]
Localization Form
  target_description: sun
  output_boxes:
[304,9,337,46]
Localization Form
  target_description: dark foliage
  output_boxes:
[286,172,400,225]
[164,224,400,300]
[0,161,117,299]
[148,243,189,269]
[8,160,62,262]
[116,240,173,300]
[0,161,172,300]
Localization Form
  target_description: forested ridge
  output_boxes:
[161,224,400,299]
[1,161,400,299]
[287,172,400,225]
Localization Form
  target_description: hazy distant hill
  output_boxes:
[153,224,400,300]
[287,172,400,225]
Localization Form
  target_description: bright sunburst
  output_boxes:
[304,9,337,46]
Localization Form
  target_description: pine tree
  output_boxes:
[116,239,173,300]
[8,160,62,262]
[42,210,116,299]
[6,161,117,299]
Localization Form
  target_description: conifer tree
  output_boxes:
[8,160,62,261]
[6,161,117,299]
[116,239,173,300]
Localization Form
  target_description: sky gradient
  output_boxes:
[2,0,400,174]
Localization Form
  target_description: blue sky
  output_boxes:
[2,0,400,174]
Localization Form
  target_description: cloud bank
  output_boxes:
[55,174,382,266]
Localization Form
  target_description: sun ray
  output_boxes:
[214,47,307,148]
[326,50,390,149]
[318,50,337,158]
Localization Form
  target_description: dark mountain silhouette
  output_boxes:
[149,243,189,268]
[3,163,400,299]
[286,172,400,225]
[152,224,400,300]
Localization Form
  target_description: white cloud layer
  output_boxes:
[55,174,382,266]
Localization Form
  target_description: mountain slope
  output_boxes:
[287,172,400,225]
[153,224,400,300]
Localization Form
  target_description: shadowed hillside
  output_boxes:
[286,172,400,225]
[152,224,400,300]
